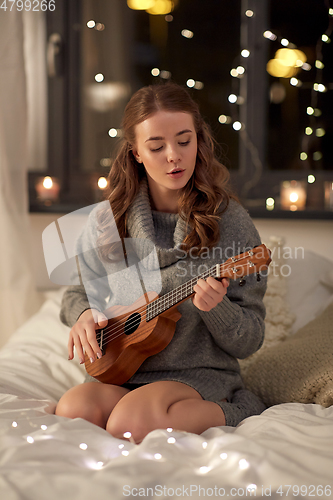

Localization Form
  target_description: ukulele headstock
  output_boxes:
[218,244,271,280]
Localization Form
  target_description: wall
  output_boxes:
[30,213,333,291]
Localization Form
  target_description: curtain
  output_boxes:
[0,11,43,348]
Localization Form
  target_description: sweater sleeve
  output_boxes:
[197,203,267,359]
[59,206,112,328]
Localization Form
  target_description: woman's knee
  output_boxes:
[55,383,106,427]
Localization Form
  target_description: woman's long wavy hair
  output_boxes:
[97,82,237,260]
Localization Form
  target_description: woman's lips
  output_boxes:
[167,169,185,179]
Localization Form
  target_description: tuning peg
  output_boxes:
[239,278,246,286]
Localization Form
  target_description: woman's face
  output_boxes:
[132,110,198,212]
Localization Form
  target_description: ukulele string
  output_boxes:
[96,255,257,349]
[96,263,221,348]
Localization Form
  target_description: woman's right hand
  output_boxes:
[68,309,108,364]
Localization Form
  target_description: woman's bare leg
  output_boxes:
[55,382,129,429]
[106,381,226,443]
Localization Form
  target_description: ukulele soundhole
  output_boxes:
[124,312,141,336]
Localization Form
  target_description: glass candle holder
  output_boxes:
[324,181,333,210]
[35,176,60,203]
[280,180,307,211]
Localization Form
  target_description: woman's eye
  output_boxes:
[150,146,163,152]
[179,140,190,146]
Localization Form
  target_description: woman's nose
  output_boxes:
[166,145,180,163]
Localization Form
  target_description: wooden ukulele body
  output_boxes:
[85,291,181,385]
[84,244,271,385]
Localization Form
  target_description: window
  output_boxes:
[28,0,333,218]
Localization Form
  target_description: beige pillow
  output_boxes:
[242,302,333,408]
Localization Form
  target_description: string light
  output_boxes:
[232,121,243,131]
[95,73,104,83]
[181,29,194,38]
[218,115,232,124]
[228,94,237,103]
[308,175,316,183]
[108,128,118,137]
[199,466,211,474]
[239,458,249,470]
[266,197,275,211]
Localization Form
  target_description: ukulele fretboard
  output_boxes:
[146,264,219,321]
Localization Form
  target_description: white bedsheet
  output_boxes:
[0,277,333,499]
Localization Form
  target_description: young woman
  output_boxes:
[56,82,267,443]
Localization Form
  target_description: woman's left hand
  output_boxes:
[192,277,229,312]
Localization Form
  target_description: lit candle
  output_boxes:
[35,176,60,202]
[324,181,333,210]
[280,180,307,211]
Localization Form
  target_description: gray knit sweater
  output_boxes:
[60,181,267,422]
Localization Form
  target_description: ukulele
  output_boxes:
[84,243,271,384]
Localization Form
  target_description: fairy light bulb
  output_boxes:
[263,30,277,41]
[181,29,194,38]
[232,121,242,131]
[322,34,331,43]
[87,20,95,28]
[108,128,117,137]
[239,458,249,470]
[241,49,250,58]
[266,197,275,210]
[199,466,211,474]
[308,175,316,183]
[245,9,254,17]
[151,68,160,76]
[228,94,237,103]
[95,73,104,83]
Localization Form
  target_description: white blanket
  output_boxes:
[0,251,333,500]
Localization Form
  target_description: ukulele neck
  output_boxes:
[146,264,219,321]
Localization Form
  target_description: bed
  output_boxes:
[0,238,333,500]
